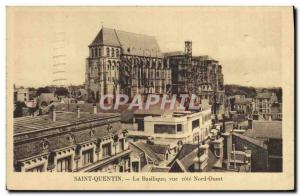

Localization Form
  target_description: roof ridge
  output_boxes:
[103,27,156,38]
[114,28,122,48]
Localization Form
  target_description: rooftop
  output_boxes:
[90,27,162,57]
[246,120,282,139]
[169,144,218,172]
[14,111,120,135]
[163,51,185,57]
[150,166,170,172]
[132,141,170,163]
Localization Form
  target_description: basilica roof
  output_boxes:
[90,27,163,57]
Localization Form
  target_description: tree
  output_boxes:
[224,84,257,98]
[54,87,69,96]
[36,87,51,96]
[14,101,26,118]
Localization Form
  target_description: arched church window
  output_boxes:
[98,47,101,57]
[106,47,110,56]
[116,49,119,57]
[112,48,115,57]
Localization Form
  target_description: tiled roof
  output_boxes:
[132,142,169,163]
[170,144,219,172]
[90,27,162,57]
[14,112,120,135]
[14,119,122,161]
[177,144,198,160]
[249,120,282,139]
[233,133,267,149]
[179,149,198,171]
[145,143,169,155]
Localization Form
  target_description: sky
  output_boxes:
[8,7,284,88]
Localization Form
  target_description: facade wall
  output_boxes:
[14,117,131,173]
[86,45,121,102]
[232,134,268,172]
[86,44,172,101]
[14,88,30,102]
[128,109,211,144]
[253,93,278,119]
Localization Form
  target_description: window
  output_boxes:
[119,139,124,152]
[132,162,139,172]
[154,124,176,134]
[98,47,101,56]
[177,124,182,132]
[26,165,44,172]
[136,119,144,131]
[95,47,98,57]
[106,47,110,56]
[57,156,71,172]
[82,149,93,165]
[93,48,96,57]
[116,49,119,57]
[112,48,115,57]
[192,119,200,130]
[102,143,111,158]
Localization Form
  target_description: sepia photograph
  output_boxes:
[6,6,294,190]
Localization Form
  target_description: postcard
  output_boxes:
[6,6,294,191]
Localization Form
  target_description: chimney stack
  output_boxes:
[93,103,97,114]
[177,140,183,151]
[49,105,56,122]
[76,106,80,119]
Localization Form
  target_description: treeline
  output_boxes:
[224,84,282,102]
[224,84,257,98]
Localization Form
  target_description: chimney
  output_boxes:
[76,106,80,119]
[177,140,183,151]
[222,114,226,133]
[194,143,209,172]
[93,103,97,114]
[248,118,253,129]
[49,105,56,122]
[221,131,231,160]
[146,136,154,145]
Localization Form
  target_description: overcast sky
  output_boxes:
[8,7,284,88]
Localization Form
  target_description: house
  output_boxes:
[253,92,278,120]
[129,140,175,172]
[13,106,131,173]
[244,120,282,172]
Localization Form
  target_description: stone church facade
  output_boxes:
[85,27,225,115]
[85,27,172,102]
